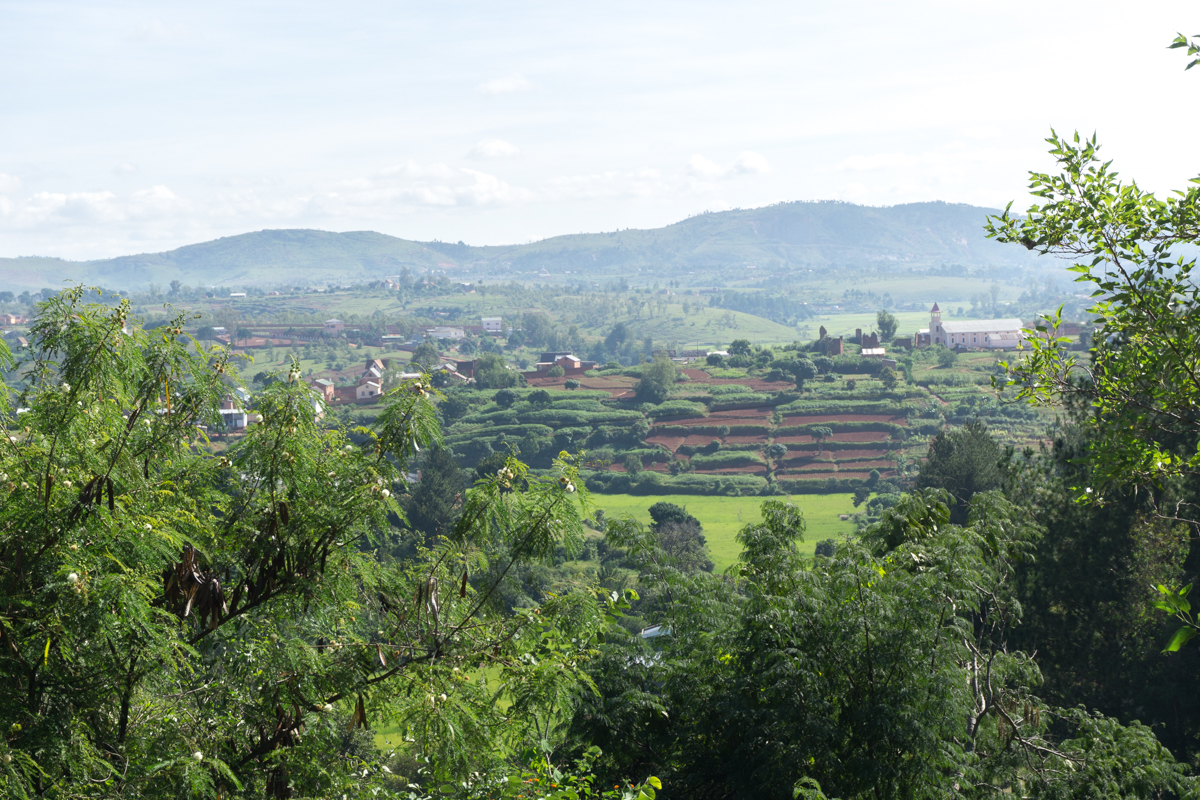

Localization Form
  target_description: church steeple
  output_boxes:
[930,303,942,343]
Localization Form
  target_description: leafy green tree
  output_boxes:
[547,364,566,378]
[564,379,580,390]
[634,354,676,404]
[573,494,1191,799]
[790,357,817,391]
[528,389,553,407]
[810,426,832,456]
[410,339,441,370]
[196,325,216,341]
[767,443,787,465]
[0,288,614,798]
[728,339,752,356]
[879,365,898,389]
[494,387,518,408]
[915,419,1004,524]
[473,352,517,389]
[937,346,957,367]
[875,309,898,341]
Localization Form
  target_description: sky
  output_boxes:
[1,0,1199,261]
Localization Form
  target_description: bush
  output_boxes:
[527,389,553,407]
[564,378,580,389]
[937,347,958,368]
[706,353,725,366]
[689,451,765,469]
[547,364,566,377]
[494,388,518,408]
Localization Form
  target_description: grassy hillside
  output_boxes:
[0,201,1042,291]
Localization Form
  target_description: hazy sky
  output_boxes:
[2,0,1199,260]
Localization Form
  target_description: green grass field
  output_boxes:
[593,492,858,570]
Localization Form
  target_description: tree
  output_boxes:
[577,494,1187,799]
[564,379,580,390]
[494,387,518,408]
[0,291,14,303]
[879,365,898,389]
[936,346,957,368]
[528,389,553,407]
[792,357,817,391]
[767,443,788,465]
[458,338,478,355]
[728,339,752,356]
[810,426,833,455]
[705,353,724,367]
[0,288,616,798]
[196,325,216,341]
[410,339,441,370]
[169,279,183,296]
[547,364,566,378]
[473,352,517,389]
[402,446,466,544]
[634,354,676,404]
[235,325,254,344]
[876,309,899,341]
[915,419,1004,524]
[622,453,643,474]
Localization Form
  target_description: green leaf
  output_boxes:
[1165,625,1198,652]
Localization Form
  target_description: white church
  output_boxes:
[916,303,1025,350]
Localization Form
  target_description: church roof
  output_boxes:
[938,318,1023,334]
[930,303,940,312]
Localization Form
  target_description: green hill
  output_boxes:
[0,200,1039,291]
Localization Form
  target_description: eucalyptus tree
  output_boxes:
[0,288,647,799]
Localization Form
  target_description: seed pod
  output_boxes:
[460,570,468,598]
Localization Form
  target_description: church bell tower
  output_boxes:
[930,303,942,343]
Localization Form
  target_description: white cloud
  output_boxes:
[114,162,138,174]
[0,174,21,194]
[478,74,532,95]
[687,151,769,179]
[467,139,520,159]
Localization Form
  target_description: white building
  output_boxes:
[481,316,503,334]
[324,319,344,333]
[917,303,1025,349]
[426,326,465,340]
[355,381,382,400]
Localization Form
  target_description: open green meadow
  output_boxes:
[592,492,859,571]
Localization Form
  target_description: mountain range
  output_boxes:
[0,200,1038,291]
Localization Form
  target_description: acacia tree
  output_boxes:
[0,289,655,799]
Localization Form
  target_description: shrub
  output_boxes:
[937,347,958,368]
[527,389,553,407]
[547,364,566,377]
[564,379,580,389]
[689,451,765,469]
[706,353,725,366]
[494,388,517,408]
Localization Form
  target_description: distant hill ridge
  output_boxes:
[0,200,1035,290]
